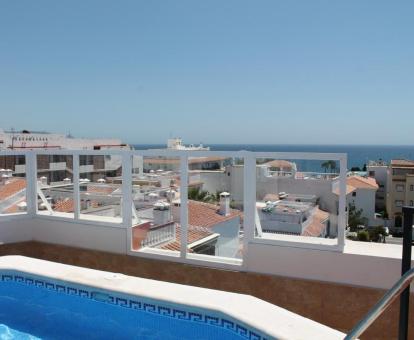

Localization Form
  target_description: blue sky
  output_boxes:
[0,1,413,144]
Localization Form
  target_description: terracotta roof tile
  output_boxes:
[263,193,280,201]
[347,176,378,190]
[131,222,214,252]
[0,178,26,200]
[159,225,214,252]
[188,200,241,228]
[333,184,356,196]
[54,199,74,213]
[265,160,294,170]
[302,207,329,237]
[86,184,115,194]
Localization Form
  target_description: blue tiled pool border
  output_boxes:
[0,271,271,340]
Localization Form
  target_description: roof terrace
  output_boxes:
[0,149,413,339]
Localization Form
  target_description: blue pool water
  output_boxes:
[0,273,266,340]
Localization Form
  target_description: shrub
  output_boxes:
[368,226,387,243]
[357,230,370,242]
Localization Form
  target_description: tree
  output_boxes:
[188,187,217,203]
[348,202,368,232]
[321,160,337,173]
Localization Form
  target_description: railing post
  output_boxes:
[399,206,414,340]
[26,151,37,216]
[243,152,256,266]
[180,154,188,258]
[338,154,347,251]
[122,153,132,228]
[73,154,80,220]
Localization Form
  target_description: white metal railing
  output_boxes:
[0,149,347,264]
[141,223,175,248]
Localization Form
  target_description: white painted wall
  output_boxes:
[0,215,32,244]
[211,218,240,258]
[245,241,411,291]
[0,216,411,291]
[30,218,127,254]
[198,171,229,195]
[349,188,377,226]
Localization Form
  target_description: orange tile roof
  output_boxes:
[144,158,180,165]
[333,184,356,196]
[86,184,116,194]
[0,178,26,200]
[263,193,280,201]
[265,160,294,170]
[131,222,214,252]
[347,176,378,190]
[159,225,214,252]
[188,200,242,228]
[302,207,329,237]
[54,199,75,213]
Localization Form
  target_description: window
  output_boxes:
[395,200,404,207]
[191,239,218,256]
[410,201,414,207]
[395,215,402,228]
[396,184,404,192]
[410,185,414,191]
[352,192,356,197]
[369,171,375,177]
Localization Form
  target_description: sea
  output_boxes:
[133,144,414,173]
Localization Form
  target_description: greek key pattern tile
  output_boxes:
[1,273,268,340]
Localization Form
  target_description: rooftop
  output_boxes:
[188,200,241,228]
[391,159,414,167]
[347,175,379,190]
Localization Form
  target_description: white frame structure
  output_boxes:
[0,149,347,269]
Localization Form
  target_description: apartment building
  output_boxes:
[367,160,388,211]
[386,159,414,230]
[0,128,131,184]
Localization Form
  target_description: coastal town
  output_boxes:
[2,1,413,338]
[1,129,412,260]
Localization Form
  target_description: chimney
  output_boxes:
[1,174,9,185]
[153,201,171,225]
[40,176,48,186]
[171,199,181,222]
[166,189,176,202]
[219,192,231,216]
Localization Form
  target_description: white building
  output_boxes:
[132,194,242,258]
[367,160,388,211]
[0,128,130,151]
[346,176,379,226]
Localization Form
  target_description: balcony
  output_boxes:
[1,149,413,339]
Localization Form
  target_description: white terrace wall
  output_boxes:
[0,216,411,292]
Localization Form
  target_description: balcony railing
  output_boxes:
[0,149,348,266]
[141,223,176,248]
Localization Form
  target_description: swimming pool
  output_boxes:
[0,256,345,340]
[0,271,266,340]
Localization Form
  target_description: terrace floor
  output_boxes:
[1,241,413,340]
